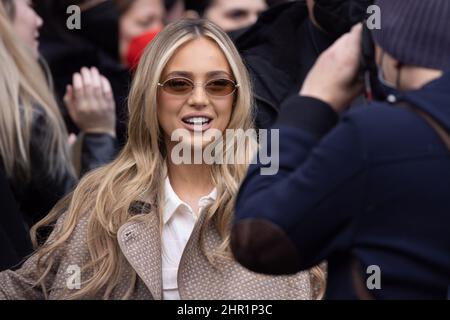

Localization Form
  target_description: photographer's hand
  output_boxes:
[300,23,364,113]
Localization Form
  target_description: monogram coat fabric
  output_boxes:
[0,202,315,300]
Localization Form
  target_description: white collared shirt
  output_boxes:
[162,177,217,300]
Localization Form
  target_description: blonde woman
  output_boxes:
[0,19,324,300]
[0,0,118,229]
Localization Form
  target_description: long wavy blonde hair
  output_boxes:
[30,19,257,299]
[0,0,72,183]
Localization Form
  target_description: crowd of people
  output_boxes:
[0,0,449,300]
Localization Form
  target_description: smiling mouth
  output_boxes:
[182,116,212,126]
[181,116,213,132]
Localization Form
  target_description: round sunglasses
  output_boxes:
[158,77,239,97]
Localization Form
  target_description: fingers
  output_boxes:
[72,72,84,101]
[63,84,73,103]
[351,22,363,35]
[67,133,77,147]
[63,84,77,124]
[90,67,103,100]
[347,23,363,55]
[329,23,363,74]
[64,84,74,110]
[299,22,365,113]
[66,67,116,136]
[81,67,94,100]
[74,67,112,103]
[67,84,73,97]
[71,67,111,111]
[331,22,363,50]
[100,75,113,101]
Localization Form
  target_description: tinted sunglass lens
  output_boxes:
[206,79,236,96]
[164,78,193,95]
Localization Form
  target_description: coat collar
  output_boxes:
[117,200,221,300]
[117,203,163,300]
[163,177,217,224]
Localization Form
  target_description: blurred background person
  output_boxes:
[183,0,268,34]
[1,0,76,228]
[203,0,268,33]
[0,0,116,233]
[232,0,450,299]
[128,0,271,68]
[119,0,165,70]
[115,0,165,66]
[34,0,165,146]
[234,0,372,128]
[164,0,186,23]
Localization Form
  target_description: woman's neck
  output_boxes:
[167,160,214,214]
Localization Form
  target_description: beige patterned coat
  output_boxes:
[0,202,314,300]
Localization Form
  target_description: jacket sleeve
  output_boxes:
[19,109,77,225]
[79,133,119,176]
[231,95,367,275]
[0,211,68,300]
[0,253,47,300]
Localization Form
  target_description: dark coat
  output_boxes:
[234,1,336,128]
[0,168,33,271]
[8,105,117,227]
[232,73,450,299]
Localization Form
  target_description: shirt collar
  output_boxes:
[163,177,217,225]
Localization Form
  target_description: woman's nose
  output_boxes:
[188,85,209,107]
[35,12,43,29]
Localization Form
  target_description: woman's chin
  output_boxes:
[181,137,212,150]
[169,137,218,165]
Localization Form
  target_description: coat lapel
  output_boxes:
[177,213,226,299]
[117,209,163,300]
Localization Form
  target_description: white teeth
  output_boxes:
[184,117,210,125]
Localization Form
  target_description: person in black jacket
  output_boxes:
[231,0,450,299]
[35,0,131,146]
[234,0,372,128]
[0,0,117,227]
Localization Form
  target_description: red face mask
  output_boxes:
[126,28,161,70]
